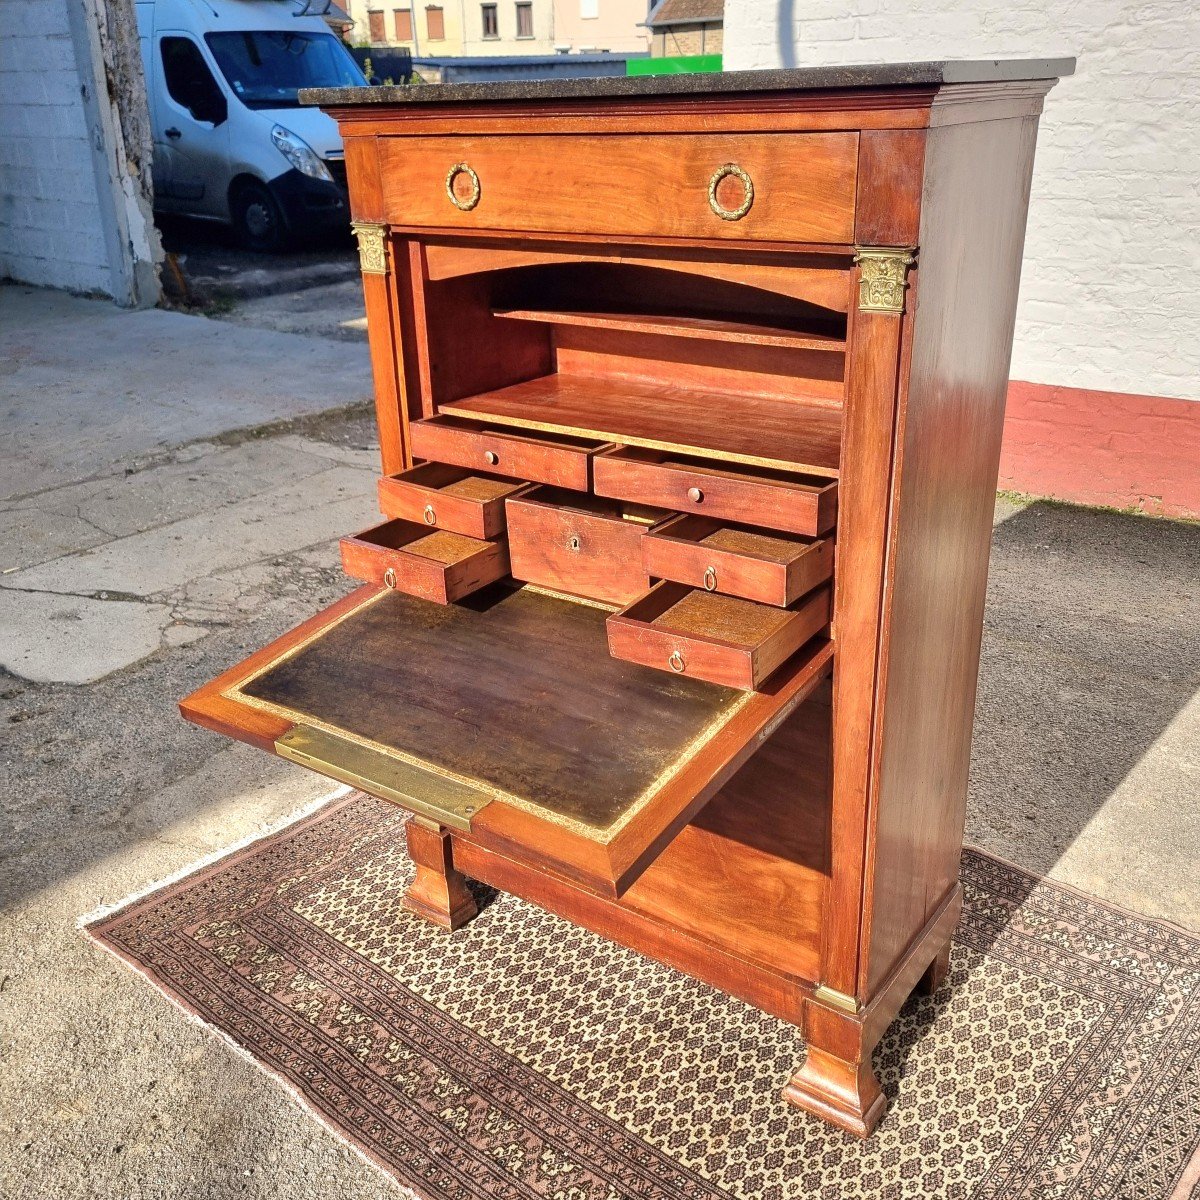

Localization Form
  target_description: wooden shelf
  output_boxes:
[440,373,842,477]
[493,308,847,353]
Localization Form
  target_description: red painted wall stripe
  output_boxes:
[999,381,1200,520]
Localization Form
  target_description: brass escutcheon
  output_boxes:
[708,163,754,221]
[703,565,717,591]
[422,503,436,525]
[668,649,686,672]
[567,534,582,553]
[446,162,481,211]
[383,567,398,589]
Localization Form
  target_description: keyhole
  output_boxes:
[567,534,581,553]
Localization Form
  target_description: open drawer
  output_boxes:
[180,584,833,898]
[643,515,833,608]
[608,581,832,690]
[340,518,509,604]
[377,462,529,540]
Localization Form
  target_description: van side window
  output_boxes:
[161,36,227,126]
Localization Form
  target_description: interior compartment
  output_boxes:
[414,256,849,476]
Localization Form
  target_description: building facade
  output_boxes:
[344,0,648,58]
[553,0,651,54]
[646,0,722,58]
[723,0,1200,518]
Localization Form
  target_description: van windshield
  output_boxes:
[205,31,365,110]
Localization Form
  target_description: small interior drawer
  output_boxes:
[340,518,509,605]
[643,515,833,608]
[378,462,529,540]
[593,446,838,537]
[506,486,668,605]
[411,415,610,490]
[607,581,831,691]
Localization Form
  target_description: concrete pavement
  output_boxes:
[1,282,1197,1199]
[0,284,376,684]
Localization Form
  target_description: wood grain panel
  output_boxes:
[377,132,858,243]
[863,116,1042,993]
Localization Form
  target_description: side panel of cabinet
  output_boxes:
[862,115,1042,993]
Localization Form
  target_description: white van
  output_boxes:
[135,0,368,250]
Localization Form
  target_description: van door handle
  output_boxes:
[165,127,181,139]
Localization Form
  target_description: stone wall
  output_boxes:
[723,2,1200,405]
[0,0,158,305]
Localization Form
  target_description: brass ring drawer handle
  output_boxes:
[423,504,436,526]
[383,567,398,589]
[484,450,499,466]
[668,650,686,673]
[708,163,754,222]
[446,162,481,211]
[703,566,717,591]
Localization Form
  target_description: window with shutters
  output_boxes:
[393,8,413,39]
[426,5,445,39]
[367,9,385,41]
[481,3,498,36]
[515,1,533,37]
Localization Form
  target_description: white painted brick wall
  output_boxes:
[723,2,1200,403]
[0,0,121,296]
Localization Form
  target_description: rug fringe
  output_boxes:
[77,784,354,930]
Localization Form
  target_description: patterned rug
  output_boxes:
[86,791,1200,1200]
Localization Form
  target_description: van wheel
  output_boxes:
[231,181,287,253]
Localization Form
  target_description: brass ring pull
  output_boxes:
[484,450,499,466]
[383,566,398,590]
[422,503,437,525]
[446,162,481,211]
[668,650,686,673]
[708,163,754,222]
[703,566,717,592]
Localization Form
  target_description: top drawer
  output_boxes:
[377,133,858,244]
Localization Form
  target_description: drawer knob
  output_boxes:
[483,450,499,465]
[422,504,436,526]
[708,163,754,222]
[567,534,581,553]
[687,486,704,504]
[703,566,718,592]
[668,650,686,673]
[383,567,397,590]
[446,162,481,211]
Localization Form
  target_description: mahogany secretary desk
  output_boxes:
[182,60,1074,1137]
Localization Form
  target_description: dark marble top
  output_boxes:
[301,59,1075,108]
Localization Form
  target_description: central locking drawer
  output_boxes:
[505,486,669,606]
